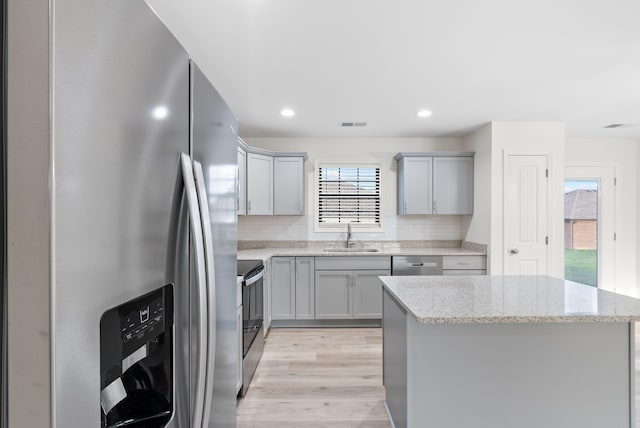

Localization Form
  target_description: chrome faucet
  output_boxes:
[346,223,352,248]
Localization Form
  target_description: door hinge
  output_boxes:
[614,233,617,241]
[614,177,617,185]
[545,169,549,178]
[545,236,549,245]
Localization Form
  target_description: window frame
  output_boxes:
[314,160,384,233]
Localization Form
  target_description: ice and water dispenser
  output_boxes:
[100,284,174,427]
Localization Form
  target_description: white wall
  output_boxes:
[491,122,566,277]
[460,122,565,276]
[565,138,638,296]
[461,124,493,269]
[240,137,466,241]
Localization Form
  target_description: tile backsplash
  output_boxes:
[238,215,464,242]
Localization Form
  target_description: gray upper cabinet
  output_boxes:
[397,156,432,214]
[237,146,247,215]
[433,157,473,215]
[247,152,273,215]
[274,156,304,215]
[395,153,474,215]
[237,139,306,217]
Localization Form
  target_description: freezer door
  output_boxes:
[190,61,239,428]
[51,1,189,426]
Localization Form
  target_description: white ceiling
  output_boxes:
[146,0,640,139]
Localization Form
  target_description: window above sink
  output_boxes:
[315,161,384,233]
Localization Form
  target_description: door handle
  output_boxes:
[509,248,520,255]
[179,153,208,428]
[193,160,217,428]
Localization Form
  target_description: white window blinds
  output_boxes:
[318,166,381,225]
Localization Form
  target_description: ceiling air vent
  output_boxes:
[340,122,367,127]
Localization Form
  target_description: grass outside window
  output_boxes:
[564,249,597,287]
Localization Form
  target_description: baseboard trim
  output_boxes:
[270,319,382,328]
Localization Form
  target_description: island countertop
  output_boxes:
[380,275,640,324]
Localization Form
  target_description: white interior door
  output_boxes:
[504,155,549,275]
[564,165,616,291]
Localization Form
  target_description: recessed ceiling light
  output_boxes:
[280,108,295,117]
[416,110,432,118]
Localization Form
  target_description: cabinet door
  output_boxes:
[353,270,389,319]
[295,257,315,320]
[274,157,304,215]
[271,257,295,320]
[237,147,247,215]
[432,157,473,215]
[247,152,273,215]
[399,157,432,214]
[315,270,352,319]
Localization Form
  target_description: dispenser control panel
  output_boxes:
[119,291,166,354]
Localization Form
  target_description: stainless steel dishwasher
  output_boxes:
[391,256,443,275]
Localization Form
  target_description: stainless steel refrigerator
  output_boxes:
[6,0,237,427]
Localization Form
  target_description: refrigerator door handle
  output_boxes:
[179,153,208,428]
[193,161,217,428]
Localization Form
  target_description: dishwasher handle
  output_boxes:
[392,256,443,275]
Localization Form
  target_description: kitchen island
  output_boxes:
[380,275,640,428]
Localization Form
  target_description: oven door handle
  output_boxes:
[244,270,264,286]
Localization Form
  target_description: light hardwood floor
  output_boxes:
[236,328,392,428]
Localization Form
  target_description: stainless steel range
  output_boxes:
[237,260,264,396]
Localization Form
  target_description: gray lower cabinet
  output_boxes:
[353,270,388,318]
[295,257,315,319]
[315,256,391,320]
[314,270,352,319]
[271,256,315,320]
[442,255,486,275]
[271,257,295,320]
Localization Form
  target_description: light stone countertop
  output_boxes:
[380,275,640,324]
[238,246,485,263]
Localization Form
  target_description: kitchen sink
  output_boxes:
[322,248,379,253]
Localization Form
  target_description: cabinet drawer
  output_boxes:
[442,256,486,270]
[443,269,486,276]
[315,256,391,271]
